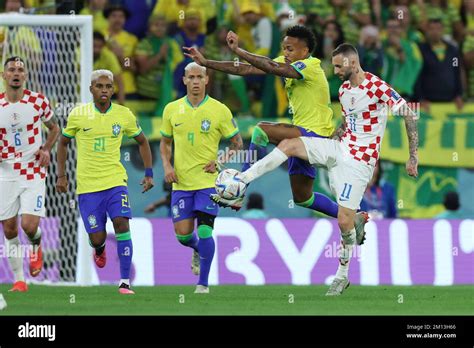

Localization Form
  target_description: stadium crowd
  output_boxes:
[1,0,472,117]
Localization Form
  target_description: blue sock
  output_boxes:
[116,231,133,280]
[297,192,339,218]
[176,232,199,252]
[197,225,215,287]
[242,126,269,172]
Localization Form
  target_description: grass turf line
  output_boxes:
[0,284,472,315]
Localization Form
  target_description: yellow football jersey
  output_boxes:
[62,103,142,194]
[160,95,239,191]
[274,55,334,137]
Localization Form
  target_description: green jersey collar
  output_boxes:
[185,94,209,109]
[94,102,112,114]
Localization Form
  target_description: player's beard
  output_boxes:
[342,70,352,81]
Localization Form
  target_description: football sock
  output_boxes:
[176,232,199,252]
[27,227,41,253]
[296,193,339,218]
[335,227,356,279]
[5,236,25,282]
[116,231,133,281]
[242,126,269,172]
[197,225,215,287]
[240,147,288,184]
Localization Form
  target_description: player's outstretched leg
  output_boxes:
[326,206,357,296]
[113,217,134,295]
[21,215,42,278]
[3,217,28,292]
[242,125,269,172]
[195,212,216,294]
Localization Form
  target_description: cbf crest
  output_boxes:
[88,215,97,229]
[112,123,121,137]
[201,119,211,133]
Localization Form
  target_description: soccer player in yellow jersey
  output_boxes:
[160,62,243,294]
[55,69,154,295]
[184,25,349,220]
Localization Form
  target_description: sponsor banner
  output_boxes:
[76,218,473,286]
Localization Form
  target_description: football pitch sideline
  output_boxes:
[0,284,472,315]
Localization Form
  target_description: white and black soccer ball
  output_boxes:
[215,169,247,200]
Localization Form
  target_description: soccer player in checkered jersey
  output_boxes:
[0,57,60,292]
[225,43,419,295]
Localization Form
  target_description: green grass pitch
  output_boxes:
[0,284,472,315]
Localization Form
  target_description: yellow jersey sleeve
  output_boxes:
[160,104,173,138]
[124,109,142,138]
[62,110,80,138]
[290,58,313,80]
[218,105,239,139]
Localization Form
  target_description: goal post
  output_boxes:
[0,14,93,284]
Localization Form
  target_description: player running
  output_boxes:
[56,69,154,295]
[160,62,242,294]
[218,44,419,295]
[0,57,60,292]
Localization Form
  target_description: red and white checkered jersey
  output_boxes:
[338,72,406,166]
[0,89,53,181]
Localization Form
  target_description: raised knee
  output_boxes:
[338,214,353,232]
[278,138,297,156]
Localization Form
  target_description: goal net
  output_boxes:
[0,14,92,284]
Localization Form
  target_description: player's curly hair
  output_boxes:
[285,25,317,54]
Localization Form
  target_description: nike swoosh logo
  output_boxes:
[339,198,349,202]
[348,108,355,112]
[121,210,130,214]
[11,123,19,127]
[174,123,183,127]
[34,208,41,212]
[205,205,216,210]
[83,128,92,132]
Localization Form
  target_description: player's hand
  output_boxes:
[406,156,418,178]
[56,176,68,193]
[183,46,208,66]
[203,160,218,173]
[226,31,239,51]
[35,147,50,167]
[141,176,154,193]
[164,167,178,184]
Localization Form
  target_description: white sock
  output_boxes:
[120,279,130,286]
[240,147,288,183]
[5,236,25,282]
[27,227,41,253]
[335,227,356,279]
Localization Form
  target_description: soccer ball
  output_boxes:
[215,169,247,200]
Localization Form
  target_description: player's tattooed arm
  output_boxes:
[331,118,347,141]
[183,46,265,76]
[400,104,419,178]
[226,31,301,79]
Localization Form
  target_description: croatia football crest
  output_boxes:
[201,119,211,133]
[112,123,121,137]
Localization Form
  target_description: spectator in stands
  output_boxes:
[151,0,213,35]
[326,0,371,44]
[242,193,269,219]
[93,31,125,104]
[461,0,474,99]
[144,181,172,217]
[417,0,464,44]
[357,25,384,76]
[391,5,424,43]
[135,15,183,112]
[174,8,206,98]
[314,20,345,100]
[415,19,464,111]
[360,162,397,219]
[104,5,138,99]
[240,1,273,57]
[435,191,463,219]
[121,0,157,39]
[382,18,422,99]
[80,0,109,34]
